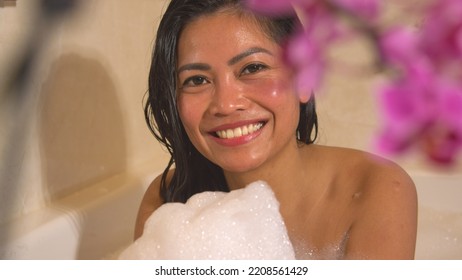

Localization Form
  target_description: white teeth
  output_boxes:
[234,127,242,137]
[216,123,264,139]
[226,129,234,138]
[242,125,248,135]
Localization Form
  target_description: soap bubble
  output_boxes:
[119,181,295,260]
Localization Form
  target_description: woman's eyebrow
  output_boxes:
[177,63,211,74]
[227,47,273,66]
[177,47,273,74]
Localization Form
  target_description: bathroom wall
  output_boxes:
[0,0,171,225]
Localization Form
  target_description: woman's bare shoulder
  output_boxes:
[345,147,417,216]
[312,145,414,187]
[134,169,174,240]
[340,146,415,193]
[320,145,416,207]
[317,145,418,258]
[310,146,417,259]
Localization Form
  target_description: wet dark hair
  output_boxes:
[144,0,318,203]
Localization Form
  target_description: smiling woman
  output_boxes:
[131,0,418,260]
[176,12,301,174]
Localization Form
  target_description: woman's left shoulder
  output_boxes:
[316,145,416,193]
[322,146,418,258]
[345,147,416,196]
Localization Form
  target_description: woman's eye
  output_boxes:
[241,63,267,75]
[183,76,208,87]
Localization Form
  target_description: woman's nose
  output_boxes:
[208,75,249,116]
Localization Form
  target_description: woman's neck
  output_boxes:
[223,142,314,193]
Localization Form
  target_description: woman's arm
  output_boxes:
[134,174,165,240]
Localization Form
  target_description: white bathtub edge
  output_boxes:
[0,167,160,260]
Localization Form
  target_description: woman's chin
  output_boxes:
[219,159,266,175]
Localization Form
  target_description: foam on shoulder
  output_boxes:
[119,181,295,259]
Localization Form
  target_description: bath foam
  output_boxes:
[119,181,295,259]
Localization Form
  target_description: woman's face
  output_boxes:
[177,11,302,173]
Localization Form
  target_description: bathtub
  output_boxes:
[0,168,461,259]
[0,167,158,260]
[412,171,462,260]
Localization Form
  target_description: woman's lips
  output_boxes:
[208,121,267,146]
[215,122,265,139]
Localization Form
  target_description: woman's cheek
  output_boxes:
[178,95,200,129]
[247,76,297,105]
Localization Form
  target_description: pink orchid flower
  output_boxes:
[283,29,326,100]
[377,70,462,164]
[426,81,462,164]
[376,68,435,153]
[420,0,462,63]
